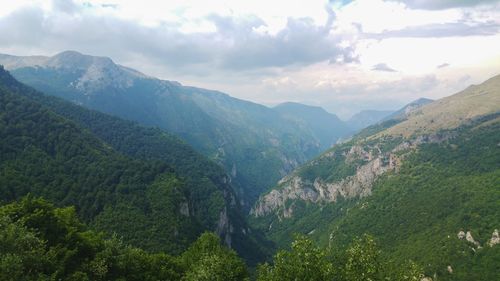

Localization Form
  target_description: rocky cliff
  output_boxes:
[251,131,454,218]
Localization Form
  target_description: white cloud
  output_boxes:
[0,0,498,116]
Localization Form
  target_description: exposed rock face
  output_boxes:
[488,229,499,247]
[251,153,393,217]
[279,155,300,177]
[466,231,481,247]
[216,207,232,247]
[252,132,453,218]
[179,202,190,217]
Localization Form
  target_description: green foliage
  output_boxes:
[257,234,424,281]
[296,149,362,183]
[0,70,199,253]
[0,215,54,281]
[181,232,249,281]
[343,234,380,281]
[0,197,250,281]
[0,81,200,253]
[257,234,335,281]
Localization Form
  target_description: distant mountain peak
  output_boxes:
[274,102,351,148]
[47,50,115,70]
[0,53,49,69]
[274,102,338,117]
[0,50,156,93]
[382,97,434,122]
[276,102,325,110]
[379,75,500,137]
[347,109,394,130]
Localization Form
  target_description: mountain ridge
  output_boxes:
[0,51,351,208]
[347,109,394,130]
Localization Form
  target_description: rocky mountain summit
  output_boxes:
[0,51,149,92]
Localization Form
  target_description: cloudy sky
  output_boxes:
[1,0,499,118]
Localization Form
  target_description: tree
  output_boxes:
[343,234,380,281]
[0,215,55,281]
[181,232,249,281]
[257,234,335,281]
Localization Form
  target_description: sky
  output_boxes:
[0,0,499,118]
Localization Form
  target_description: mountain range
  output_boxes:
[0,51,358,208]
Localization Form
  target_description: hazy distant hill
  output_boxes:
[274,102,352,149]
[250,75,500,280]
[347,109,394,130]
[382,97,433,121]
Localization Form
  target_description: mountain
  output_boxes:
[347,109,394,130]
[382,97,433,121]
[380,78,500,137]
[274,102,353,149]
[0,51,340,207]
[250,75,500,280]
[0,66,268,263]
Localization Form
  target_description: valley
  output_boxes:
[0,51,359,209]
[1,1,499,277]
[0,54,498,280]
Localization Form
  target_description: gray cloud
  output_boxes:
[364,21,500,39]
[0,2,355,74]
[372,63,397,72]
[388,0,500,10]
[437,63,450,68]
[52,0,81,14]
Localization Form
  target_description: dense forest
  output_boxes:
[0,67,267,263]
[1,197,426,281]
[0,197,248,281]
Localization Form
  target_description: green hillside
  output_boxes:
[0,67,267,262]
[250,75,500,280]
[325,116,500,280]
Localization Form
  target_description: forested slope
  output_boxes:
[0,66,267,262]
